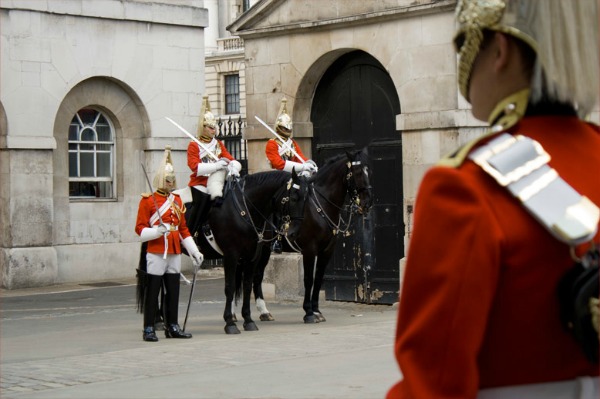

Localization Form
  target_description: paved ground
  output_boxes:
[1,269,401,399]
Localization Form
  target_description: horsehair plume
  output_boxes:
[529,0,599,117]
[197,95,211,136]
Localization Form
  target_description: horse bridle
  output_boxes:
[231,177,304,243]
[309,158,371,236]
[346,159,372,215]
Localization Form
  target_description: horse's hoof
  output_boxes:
[314,312,326,323]
[260,313,274,321]
[303,315,317,324]
[224,324,241,334]
[243,321,259,331]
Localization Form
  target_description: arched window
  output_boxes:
[68,108,115,199]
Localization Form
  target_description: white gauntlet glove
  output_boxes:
[304,160,318,173]
[139,225,169,242]
[283,160,304,173]
[216,158,229,171]
[182,236,204,266]
[227,160,242,177]
[197,158,229,176]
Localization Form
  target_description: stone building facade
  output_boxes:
[0,0,208,288]
[228,0,598,303]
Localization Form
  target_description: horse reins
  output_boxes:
[308,160,369,237]
[230,177,299,244]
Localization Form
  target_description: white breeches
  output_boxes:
[207,169,227,199]
[478,376,599,399]
[146,253,181,276]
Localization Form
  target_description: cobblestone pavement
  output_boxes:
[1,275,400,399]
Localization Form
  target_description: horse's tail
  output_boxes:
[135,241,148,313]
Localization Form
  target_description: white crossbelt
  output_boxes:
[478,376,599,399]
[469,133,599,246]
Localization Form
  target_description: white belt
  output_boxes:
[160,223,178,232]
[478,376,599,399]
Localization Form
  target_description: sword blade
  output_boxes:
[165,117,220,161]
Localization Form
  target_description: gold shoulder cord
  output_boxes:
[437,89,530,168]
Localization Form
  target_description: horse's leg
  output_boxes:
[311,251,333,323]
[254,246,274,321]
[242,259,259,331]
[302,255,317,323]
[223,255,240,334]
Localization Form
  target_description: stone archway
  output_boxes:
[52,77,150,282]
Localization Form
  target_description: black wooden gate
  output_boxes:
[311,50,403,304]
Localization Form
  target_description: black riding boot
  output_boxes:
[164,273,192,339]
[143,274,163,342]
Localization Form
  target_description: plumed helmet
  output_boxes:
[275,97,292,138]
[153,145,176,191]
[197,95,217,139]
[454,0,599,117]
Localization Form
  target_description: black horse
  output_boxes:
[252,148,373,323]
[190,169,308,334]
[137,169,308,335]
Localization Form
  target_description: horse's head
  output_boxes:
[278,168,309,241]
[346,148,373,215]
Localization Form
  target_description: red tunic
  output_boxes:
[186,139,235,187]
[134,191,191,255]
[387,115,600,399]
[265,138,307,170]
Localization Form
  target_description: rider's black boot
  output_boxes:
[143,274,163,342]
[163,273,192,339]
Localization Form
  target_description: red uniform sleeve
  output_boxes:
[135,197,153,236]
[266,139,286,170]
[266,139,307,170]
[187,141,200,175]
[387,166,502,399]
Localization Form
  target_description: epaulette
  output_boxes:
[171,192,180,198]
[141,192,152,198]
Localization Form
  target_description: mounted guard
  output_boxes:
[264,97,318,177]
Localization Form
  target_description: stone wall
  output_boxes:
[0,0,208,288]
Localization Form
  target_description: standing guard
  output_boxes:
[135,145,204,342]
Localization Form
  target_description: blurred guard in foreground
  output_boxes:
[387,1,599,398]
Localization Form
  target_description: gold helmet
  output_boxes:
[197,95,217,141]
[153,145,176,191]
[275,97,292,138]
[454,0,599,118]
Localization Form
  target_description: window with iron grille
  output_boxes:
[68,108,115,199]
[224,74,240,114]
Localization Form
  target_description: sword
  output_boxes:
[255,116,306,163]
[165,117,220,162]
[141,163,169,259]
[182,261,199,332]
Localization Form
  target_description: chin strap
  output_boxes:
[469,133,599,247]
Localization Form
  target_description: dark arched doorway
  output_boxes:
[311,50,403,304]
